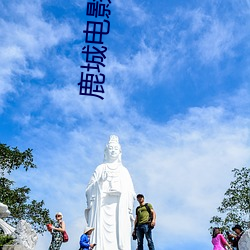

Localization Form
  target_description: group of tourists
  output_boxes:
[47,193,156,250]
[48,202,247,250]
[212,224,245,250]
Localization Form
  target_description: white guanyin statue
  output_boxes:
[85,135,136,250]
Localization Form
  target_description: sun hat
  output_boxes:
[55,212,63,218]
[232,225,243,231]
[84,227,95,234]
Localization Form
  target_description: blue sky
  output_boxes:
[1,0,250,249]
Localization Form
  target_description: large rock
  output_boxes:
[0,203,15,235]
[13,220,38,250]
[239,229,250,250]
[0,203,37,250]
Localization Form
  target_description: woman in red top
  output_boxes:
[212,227,232,250]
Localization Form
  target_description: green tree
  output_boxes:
[0,143,52,233]
[210,167,250,232]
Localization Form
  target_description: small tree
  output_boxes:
[210,167,250,232]
[0,143,52,233]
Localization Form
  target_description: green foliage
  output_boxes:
[0,143,52,234]
[0,144,36,175]
[210,167,250,232]
[0,234,14,246]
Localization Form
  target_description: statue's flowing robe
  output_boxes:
[85,163,136,250]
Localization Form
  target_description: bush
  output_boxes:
[0,234,14,247]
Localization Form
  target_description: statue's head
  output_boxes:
[104,135,122,163]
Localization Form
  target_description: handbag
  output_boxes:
[46,224,52,232]
[132,230,137,240]
[62,231,69,242]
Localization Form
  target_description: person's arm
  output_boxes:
[150,208,156,227]
[80,234,91,248]
[229,233,237,239]
[132,214,138,235]
[219,234,232,250]
[90,243,96,249]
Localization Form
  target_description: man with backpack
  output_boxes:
[132,194,156,250]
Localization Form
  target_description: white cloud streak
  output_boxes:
[196,20,235,63]
[113,0,149,26]
[0,0,73,111]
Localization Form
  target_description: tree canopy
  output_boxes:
[210,167,250,232]
[0,143,52,233]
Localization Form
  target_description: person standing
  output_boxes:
[79,227,96,250]
[211,227,232,250]
[231,225,244,250]
[48,212,66,250]
[133,194,156,250]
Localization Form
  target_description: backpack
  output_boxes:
[136,203,154,229]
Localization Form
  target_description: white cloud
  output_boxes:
[0,0,73,110]
[151,6,243,70]
[114,0,148,26]
[196,20,235,63]
[47,83,127,120]
[106,6,240,90]
[127,43,158,86]
[103,42,160,92]
[189,8,210,33]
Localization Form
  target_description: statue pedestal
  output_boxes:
[2,245,26,250]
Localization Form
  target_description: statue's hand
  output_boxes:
[101,171,108,181]
[87,195,95,208]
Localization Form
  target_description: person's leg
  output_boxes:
[145,225,155,250]
[51,238,62,250]
[49,238,55,250]
[136,224,146,250]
